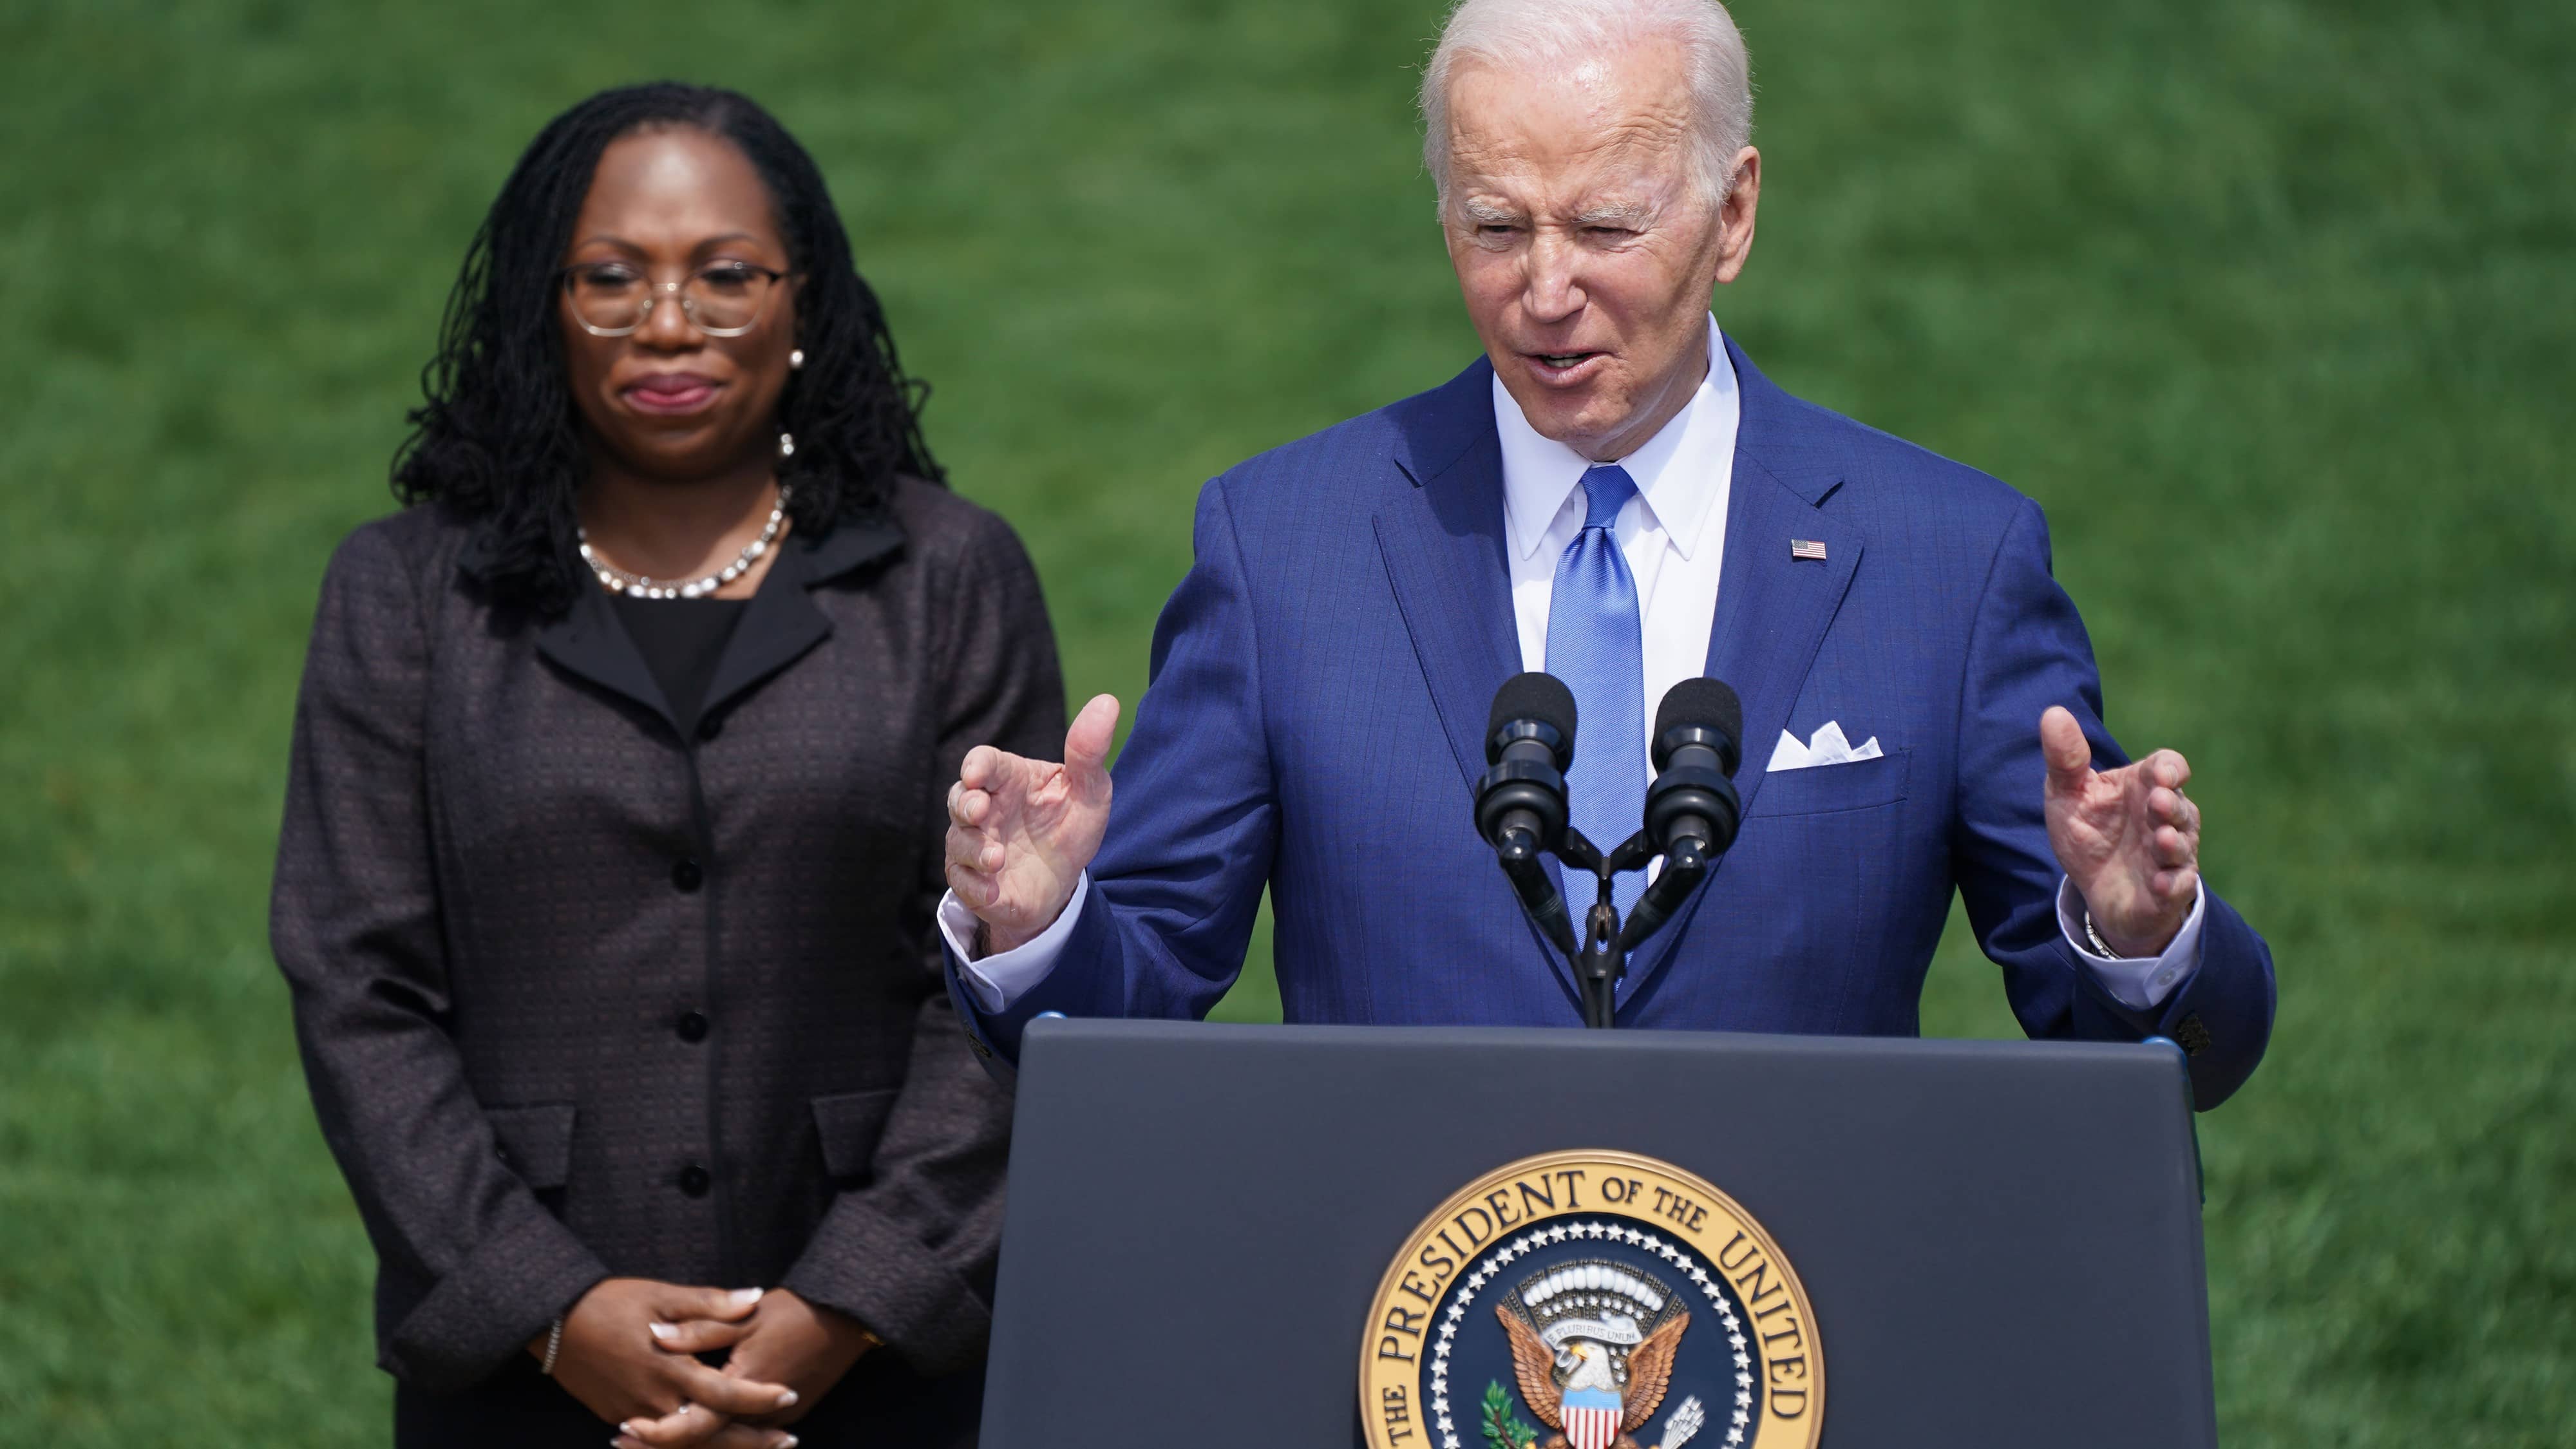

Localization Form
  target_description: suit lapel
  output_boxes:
[701,516,904,724]
[535,583,677,732]
[1701,477,1862,823]
[1370,361,1522,794]
[1620,340,1864,1004]
[1371,360,1586,1007]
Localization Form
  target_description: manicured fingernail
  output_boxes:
[781,1436,800,1448]
[648,1321,677,1341]
[731,1287,764,1306]
[777,1388,799,1406]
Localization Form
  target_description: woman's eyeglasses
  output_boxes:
[560,261,786,338]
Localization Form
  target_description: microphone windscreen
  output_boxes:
[1655,677,1743,753]
[1488,671,1578,746]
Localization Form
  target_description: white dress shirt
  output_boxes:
[944,316,2201,1013]
[1497,316,1737,772]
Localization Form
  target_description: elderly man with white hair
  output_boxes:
[937,0,2275,1108]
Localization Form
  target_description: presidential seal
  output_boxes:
[1361,1151,1821,1449]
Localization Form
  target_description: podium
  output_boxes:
[976,1019,2217,1448]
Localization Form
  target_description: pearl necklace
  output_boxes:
[579,484,793,600]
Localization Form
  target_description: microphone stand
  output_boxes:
[1531,829,1710,1029]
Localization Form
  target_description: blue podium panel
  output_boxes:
[981,1020,2213,1449]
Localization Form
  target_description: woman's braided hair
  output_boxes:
[392,82,941,615]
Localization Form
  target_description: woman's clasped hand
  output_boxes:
[540,1279,876,1449]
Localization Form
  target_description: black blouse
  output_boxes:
[612,594,749,737]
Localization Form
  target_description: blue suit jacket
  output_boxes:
[956,341,2274,1108]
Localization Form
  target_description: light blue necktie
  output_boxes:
[1546,464,1649,925]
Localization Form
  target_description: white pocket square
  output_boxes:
[1767,721,1885,772]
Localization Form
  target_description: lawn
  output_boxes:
[1,0,2569,1443]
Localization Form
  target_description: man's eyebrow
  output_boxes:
[1571,200,1659,228]
[1458,196,1526,225]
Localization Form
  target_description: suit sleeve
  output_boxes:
[948,476,1280,1066]
[269,526,607,1391]
[782,509,1060,1373]
[1951,498,2276,1110]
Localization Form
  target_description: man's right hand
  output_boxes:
[538,1279,798,1436]
[945,693,1122,955]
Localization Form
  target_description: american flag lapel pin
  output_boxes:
[1790,538,1828,562]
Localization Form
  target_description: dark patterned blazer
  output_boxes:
[270,476,1062,1435]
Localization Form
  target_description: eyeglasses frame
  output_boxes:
[558,261,791,339]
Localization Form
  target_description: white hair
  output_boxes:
[1419,0,1754,209]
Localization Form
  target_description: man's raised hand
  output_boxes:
[2040,705,2201,958]
[945,694,1121,954]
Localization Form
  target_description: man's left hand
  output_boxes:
[616,1289,877,1448]
[2041,705,2200,958]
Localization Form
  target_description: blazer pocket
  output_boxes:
[1747,748,1911,818]
[486,1103,578,1191]
[811,1088,901,1183]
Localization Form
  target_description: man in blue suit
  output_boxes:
[938,0,2273,1108]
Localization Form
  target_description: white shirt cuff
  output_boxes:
[2056,876,2205,1011]
[937,873,1090,1014]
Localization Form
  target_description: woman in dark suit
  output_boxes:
[270,84,1061,1449]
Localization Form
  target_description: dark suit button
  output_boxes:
[697,715,723,741]
[678,1163,712,1197]
[676,1010,710,1043]
[672,858,704,893]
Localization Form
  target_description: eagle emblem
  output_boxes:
[1495,1259,1699,1449]
[1361,1151,1822,1449]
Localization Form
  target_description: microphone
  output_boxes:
[1643,677,1745,863]
[1475,672,1577,856]
[1619,679,1744,952]
[1475,673,1579,957]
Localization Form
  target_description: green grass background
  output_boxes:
[3,0,2570,1441]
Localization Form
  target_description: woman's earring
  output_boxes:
[778,431,797,459]
[789,348,805,370]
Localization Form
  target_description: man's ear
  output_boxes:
[1714,147,1761,286]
